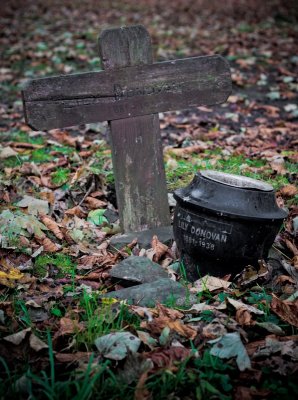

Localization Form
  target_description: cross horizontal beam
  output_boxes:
[22,55,231,131]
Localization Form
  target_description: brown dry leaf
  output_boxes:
[130,306,157,320]
[79,150,93,158]
[84,196,107,209]
[136,330,158,349]
[234,386,253,400]
[55,352,93,363]
[194,275,231,292]
[39,191,55,206]
[156,303,184,320]
[151,235,168,262]
[236,309,253,326]
[40,237,61,252]
[142,317,197,340]
[146,346,191,368]
[270,157,287,175]
[285,239,298,257]
[166,144,207,157]
[135,371,151,400]
[275,275,296,285]
[49,130,78,147]
[29,333,48,351]
[40,176,62,189]
[227,297,264,315]
[280,185,298,197]
[76,272,101,281]
[39,214,64,240]
[236,266,259,286]
[65,206,87,218]
[4,328,31,345]
[89,190,105,198]
[202,321,227,339]
[77,255,103,270]
[58,317,84,336]
[271,295,298,328]
[70,166,87,185]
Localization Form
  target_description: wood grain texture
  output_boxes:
[99,25,171,232]
[22,55,231,130]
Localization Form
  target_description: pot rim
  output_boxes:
[200,170,273,191]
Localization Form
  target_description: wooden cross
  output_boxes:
[22,25,231,233]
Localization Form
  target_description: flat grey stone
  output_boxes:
[102,278,197,307]
[109,256,168,284]
[110,226,173,250]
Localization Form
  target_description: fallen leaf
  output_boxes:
[65,206,87,218]
[253,337,298,360]
[156,303,184,320]
[194,275,231,292]
[57,317,84,336]
[84,197,107,209]
[39,214,64,240]
[16,195,49,216]
[0,261,24,288]
[271,295,298,328]
[37,237,61,252]
[285,239,298,257]
[141,317,197,340]
[270,157,287,175]
[94,332,141,360]
[227,297,264,315]
[255,322,285,335]
[151,235,168,262]
[209,332,251,371]
[118,352,153,385]
[235,309,253,326]
[146,346,191,368]
[187,302,227,313]
[166,143,207,157]
[55,352,93,363]
[137,330,158,349]
[4,328,31,345]
[87,209,108,226]
[49,129,78,146]
[29,333,48,351]
[202,321,227,339]
[0,146,18,159]
[280,185,298,197]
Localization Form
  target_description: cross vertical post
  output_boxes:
[99,26,171,232]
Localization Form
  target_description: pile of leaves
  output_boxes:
[0,0,297,399]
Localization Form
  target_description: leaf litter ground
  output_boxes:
[0,1,297,399]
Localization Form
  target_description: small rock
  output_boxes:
[109,256,168,285]
[103,278,197,307]
[110,226,173,250]
[104,208,119,224]
[293,216,298,234]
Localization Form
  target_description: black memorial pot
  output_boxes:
[173,170,287,280]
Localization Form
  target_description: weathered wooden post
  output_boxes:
[98,26,170,232]
[22,25,231,233]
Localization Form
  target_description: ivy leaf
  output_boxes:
[87,209,108,226]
